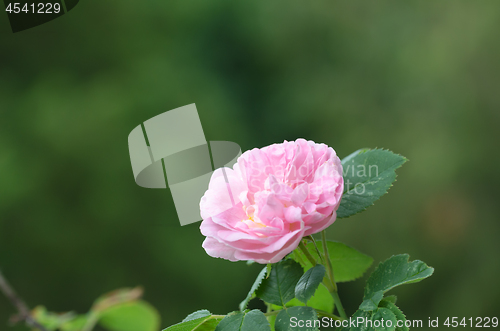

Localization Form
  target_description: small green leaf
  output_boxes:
[295,264,326,304]
[364,254,434,304]
[338,149,407,218]
[215,310,270,331]
[379,300,408,331]
[371,308,397,331]
[239,267,267,311]
[182,310,211,322]
[275,306,318,331]
[98,301,160,331]
[163,315,222,331]
[256,260,304,306]
[292,241,373,282]
[383,295,397,305]
[359,290,384,311]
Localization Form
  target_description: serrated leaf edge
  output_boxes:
[239,267,267,311]
[163,315,219,331]
[364,254,434,300]
[338,148,408,219]
[295,264,326,304]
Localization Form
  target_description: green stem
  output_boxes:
[321,231,336,291]
[329,289,346,320]
[309,236,325,265]
[299,237,347,319]
[298,241,317,266]
[321,276,334,292]
[320,230,347,319]
[264,310,280,316]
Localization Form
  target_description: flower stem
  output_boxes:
[320,230,347,319]
[298,236,347,319]
[0,270,50,331]
[321,231,336,291]
[264,310,280,316]
[298,241,316,266]
[329,289,346,319]
[308,236,325,265]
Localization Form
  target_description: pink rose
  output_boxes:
[200,139,344,264]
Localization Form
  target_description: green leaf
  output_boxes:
[256,260,304,306]
[297,284,333,313]
[379,300,408,331]
[183,310,211,322]
[215,310,270,331]
[338,149,407,218]
[272,284,333,313]
[240,267,267,311]
[371,308,397,331]
[164,315,223,331]
[275,306,318,331]
[98,301,160,331]
[383,295,397,305]
[359,290,384,312]
[295,264,326,304]
[363,254,434,304]
[293,241,373,282]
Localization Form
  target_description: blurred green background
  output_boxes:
[1,1,499,330]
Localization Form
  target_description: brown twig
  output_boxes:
[0,270,49,331]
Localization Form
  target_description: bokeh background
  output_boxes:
[1,1,499,330]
